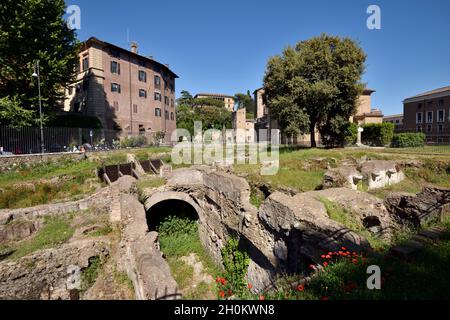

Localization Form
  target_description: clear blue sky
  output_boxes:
[68,0,450,116]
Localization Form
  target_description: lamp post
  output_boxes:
[32,60,45,154]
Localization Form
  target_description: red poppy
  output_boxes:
[216,276,221,283]
[341,247,347,251]
[221,278,226,285]
[219,291,225,298]
[248,284,253,289]
[321,254,326,259]
[352,259,358,264]
[259,295,265,301]
[297,284,305,292]
[321,296,329,301]
[323,262,329,267]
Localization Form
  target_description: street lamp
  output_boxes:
[32,60,45,154]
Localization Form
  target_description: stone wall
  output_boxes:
[141,167,392,291]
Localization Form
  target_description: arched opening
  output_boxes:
[146,199,199,231]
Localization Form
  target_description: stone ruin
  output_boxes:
[1,159,449,299]
[323,160,405,190]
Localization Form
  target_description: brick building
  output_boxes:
[403,86,450,143]
[64,37,178,138]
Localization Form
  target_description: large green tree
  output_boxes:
[264,34,366,147]
[0,0,80,126]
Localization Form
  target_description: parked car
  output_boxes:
[0,150,14,156]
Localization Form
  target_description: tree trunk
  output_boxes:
[310,123,316,148]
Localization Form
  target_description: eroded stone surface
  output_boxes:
[384,186,450,227]
[0,239,110,300]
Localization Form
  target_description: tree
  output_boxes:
[0,96,35,127]
[264,34,366,147]
[176,90,194,107]
[176,102,232,137]
[234,91,254,119]
[0,0,80,126]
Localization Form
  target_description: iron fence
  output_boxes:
[0,126,171,155]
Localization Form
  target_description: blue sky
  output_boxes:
[68,0,450,116]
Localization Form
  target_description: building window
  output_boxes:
[154,75,161,89]
[139,124,145,134]
[138,60,146,67]
[111,83,121,93]
[437,109,445,122]
[417,125,422,132]
[82,56,89,71]
[426,111,433,123]
[133,104,138,113]
[426,124,432,133]
[171,99,174,108]
[438,124,443,133]
[155,108,162,117]
[170,112,174,120]
[113,101,119,111]
[138,70,147,82]
[111,61,120,74]
[139,89,147,98]
[164,96,169,105]
[418,103,422,109]
[438,99,444,107]
[154,92,161,101]
[416,112,423,124]
[165,110,169,120]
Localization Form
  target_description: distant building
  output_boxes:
[194,93,235,112]
[403,86,450,144]
[64,37,178,138]
[352,89,384,125]
[383,114,404,131]
[232,108,255,143]
[253,87,383,145]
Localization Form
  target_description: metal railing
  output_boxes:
[0,126,171,155]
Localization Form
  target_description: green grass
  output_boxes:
[113,268,135,295]
[88,225,113,237]
[368,178,422,199]
[319,198,388,251]
[158,216,221,299]
[10,216,75,259]
[81,256,104,291]
[137,177,166,190]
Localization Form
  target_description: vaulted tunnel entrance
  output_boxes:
[146,199,199,231]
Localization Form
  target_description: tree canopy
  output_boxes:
[0,0,80,126]
[176,90,232,136]
[263,34,366,147]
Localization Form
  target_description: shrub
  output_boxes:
[120,135,148,148]
[217,238,250,298]
[344,122,358,146]
[362,123,395,146]
[391,132,426,148]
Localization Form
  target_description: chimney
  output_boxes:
[148,56,153,60]
[131,41,138,53]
